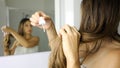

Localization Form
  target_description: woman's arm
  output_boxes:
[67,56,80,68]
[1,26,39,48]
[10,30,39,48]
[30,11,58,49]
[46,23,58,49]
[59,25,81,68]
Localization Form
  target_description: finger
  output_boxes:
[30,18,44,29]
[58,33,62,38]
[72,27,80,34]
[30,18,38,26]
[72,26,80,35]
[63,24,72,34]
[44,16,51,20]
[31,14,38,22]
[31,21,37,26]
[1,26,6,33]
[1,26,6,30]
[72,26,78,31]
[30,18,37,23]
[39,11,47,17]
[34,12,40,19]
[39,12,50,23]
[59,28,66,36]
[30,22,36,26]
[71,27,81,40]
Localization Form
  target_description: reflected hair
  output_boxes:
[18,18,30,36]
[49,0,120,68]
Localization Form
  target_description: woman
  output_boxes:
[30,0,120,68]
[1,18,39,55]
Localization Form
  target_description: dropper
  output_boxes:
[39,17,46,32]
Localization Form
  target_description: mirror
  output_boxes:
[0,0,54,56]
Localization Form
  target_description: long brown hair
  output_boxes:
[80,0,120,42]
[49,0,120,68]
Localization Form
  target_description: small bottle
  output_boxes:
[39,17,46,32]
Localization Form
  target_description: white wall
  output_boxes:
[55,0,81,32]
[0,0,7,56]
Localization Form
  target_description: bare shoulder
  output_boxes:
[107,49,120,59]
[106,40,120,58]
[104,49,120,68]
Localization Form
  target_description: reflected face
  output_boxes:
[23,21,32,35]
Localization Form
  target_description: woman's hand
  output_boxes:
[30,11,53,30]
[59,25,81,62]
[3,33,10,48]
[1,26,12,33]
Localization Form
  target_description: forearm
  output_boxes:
[46,23,58,44]
[67,51,80,68]
[67,58,80,68]
[10,30,29,47]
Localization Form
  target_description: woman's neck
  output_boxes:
[24,34,32,40]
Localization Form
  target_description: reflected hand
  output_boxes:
[3,33,10,48]
[59,25,81,61]
[1,26,12,33]
[30,11,53,30]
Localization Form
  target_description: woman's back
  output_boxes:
[81,38,120,68]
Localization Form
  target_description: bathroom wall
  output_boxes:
[0,0,7,56]
[55,0,81,32]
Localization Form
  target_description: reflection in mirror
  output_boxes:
[0,0,54,56]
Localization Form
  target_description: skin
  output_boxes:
[59,25,80,68]
[1,21,39,55]
[79,39,120,68]
[30,11,120,68]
